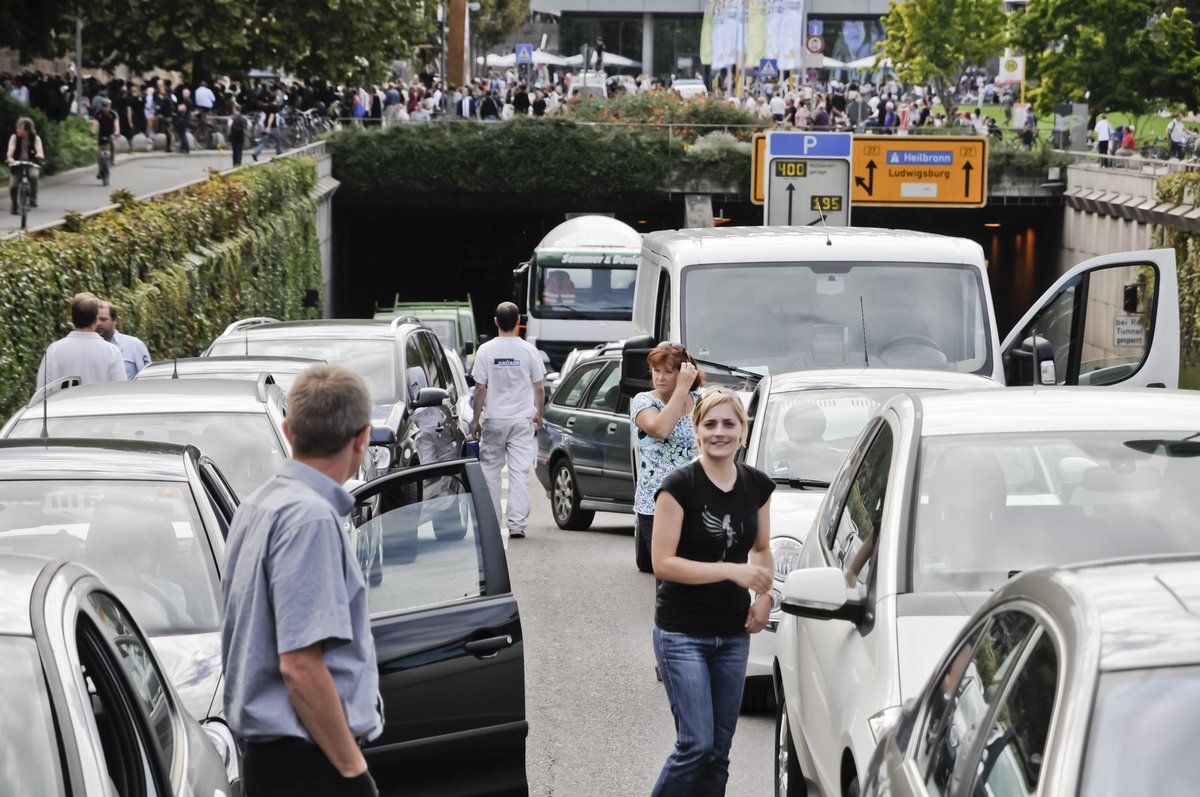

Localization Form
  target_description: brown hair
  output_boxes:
[646,343,706,390]
[287,365,372,457]
[70,293,100,328]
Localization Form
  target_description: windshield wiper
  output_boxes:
[691,357,766,383]
[771,476,832,490]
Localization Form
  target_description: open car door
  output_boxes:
[350,459,527,794]
[1001,249,1178,388]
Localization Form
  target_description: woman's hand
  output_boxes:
[729,563,772,594]
[675,361,697,390]
[746,594,772,634]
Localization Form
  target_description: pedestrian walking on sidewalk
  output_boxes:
[221,365,383,797]
[35,292,126,392]
[228,105,247,166]
[632,343,703,573]
[471,302,545,541]
[253,102,283,161]
[649,388,774,797]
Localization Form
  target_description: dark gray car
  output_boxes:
[535,348,634,530]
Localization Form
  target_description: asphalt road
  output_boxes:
[507,475,774,797]
[2,150,242,235]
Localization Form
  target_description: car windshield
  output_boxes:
[421,319,459,349]
[532,254,638,319]
[0,637,66,796]
[0,480,219,635]
[913,430,1200,592]
[9,413,286,500]
[208,336,398,402]
[1082,666,1200,795]
[682,262,989,376]
[756,388,903,484]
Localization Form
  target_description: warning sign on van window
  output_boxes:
[1113,315,1146,348]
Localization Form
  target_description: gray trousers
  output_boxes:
[479,417,535,534]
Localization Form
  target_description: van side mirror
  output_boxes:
[1006,335,1057,386]
[512,262,531,313]
[463,340,475,355]
[620,334,658,397]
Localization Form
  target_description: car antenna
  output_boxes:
[860,297,870,367]
[40,330,50,441]
[244,330,249,356]
[811,201,833,246]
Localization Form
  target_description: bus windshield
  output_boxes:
[531,251,638,320]
[682,262,991,375]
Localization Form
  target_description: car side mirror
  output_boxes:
[413,386,450,408]
[369,427,396,446]
[779,566,866,623]
[1006,335,1056,386]
[620,334,658,397]
[465,374,475,388]
[1123,282,1139,314]
[463,340,475,355]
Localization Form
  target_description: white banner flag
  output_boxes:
[778,0,805,71]
[765,0,786,62]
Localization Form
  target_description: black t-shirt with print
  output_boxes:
[654,461,775,636]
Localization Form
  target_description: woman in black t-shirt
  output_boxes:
[650,388,774,796]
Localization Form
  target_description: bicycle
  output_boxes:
[9,159,39,230]
[97,137,114,186]
[1139,136,1170,161]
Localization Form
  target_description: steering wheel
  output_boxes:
[880,334,942,352]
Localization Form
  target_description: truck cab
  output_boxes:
[513,215,642,370]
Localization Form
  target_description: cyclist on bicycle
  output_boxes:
[6,116,45,215]
[92,97,120,179]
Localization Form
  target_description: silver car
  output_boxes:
[0,554,229,796]
[864,554,1200,796]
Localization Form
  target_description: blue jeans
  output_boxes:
[254,126,283,157]
[652,628,750,797]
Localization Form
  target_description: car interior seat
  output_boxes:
[922,446,1008,578]
[544,270,577,305]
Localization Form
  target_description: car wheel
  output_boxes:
[551,459,594,530]
[741,676,775,714]
[775,694,807,797]
[634,521,653,573]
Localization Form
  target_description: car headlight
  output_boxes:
[201,719,241,783]
[868,705,905,742]
[771,536,804,582]
[369,444,392,471]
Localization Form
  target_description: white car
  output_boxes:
[773,388,1200,797]
[671,78,709,100]
[739,368,999,711]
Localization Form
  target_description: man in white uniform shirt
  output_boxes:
[471,302,545,540]
[35,292,126,391]
[1094,113,1113,167]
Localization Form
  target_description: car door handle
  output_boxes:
[465,634,514,658]
[565,416,576,428]
[607,423,618,433]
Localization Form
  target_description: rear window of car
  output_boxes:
[209,336,398,403]
[0,636,66,796]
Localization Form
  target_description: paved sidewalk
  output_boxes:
[2,149,272,235]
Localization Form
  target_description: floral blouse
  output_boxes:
[631,390,698,515]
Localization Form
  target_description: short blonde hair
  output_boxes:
[692,387,749,449]
[287,365,372,457]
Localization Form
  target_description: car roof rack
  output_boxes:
[389,315,425,333]
[255,372,278,402]
[221,317,280,337]
[26,376,82,409]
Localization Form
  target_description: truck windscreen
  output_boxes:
[532,254,637,320]
[681,262,991,376]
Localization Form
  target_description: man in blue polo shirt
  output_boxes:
[96,301,150,379]
[221,365,382,796]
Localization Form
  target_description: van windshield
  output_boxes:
[682,262,990,375]
[532,252,638,320]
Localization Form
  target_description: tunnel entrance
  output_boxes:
[331,193,1063,340]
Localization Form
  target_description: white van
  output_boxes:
[620,226,1178,390]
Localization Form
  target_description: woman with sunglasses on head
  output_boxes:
[649,389,774,797]
[631,343,705,573]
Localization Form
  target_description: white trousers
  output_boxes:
[479,417,535,533]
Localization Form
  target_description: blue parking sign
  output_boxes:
[759,59,779,79]
[515,43,534,65]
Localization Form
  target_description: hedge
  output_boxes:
[1155,172,1200,388]
[0,94,96,181]
[329,115,1070,201]
[0,157,322,418]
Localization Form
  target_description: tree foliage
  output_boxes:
[1009,0,1200,115]
[879,0,1008,120]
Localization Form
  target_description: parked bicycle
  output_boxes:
[10,159,38,229]
[1139,136,1171,161]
